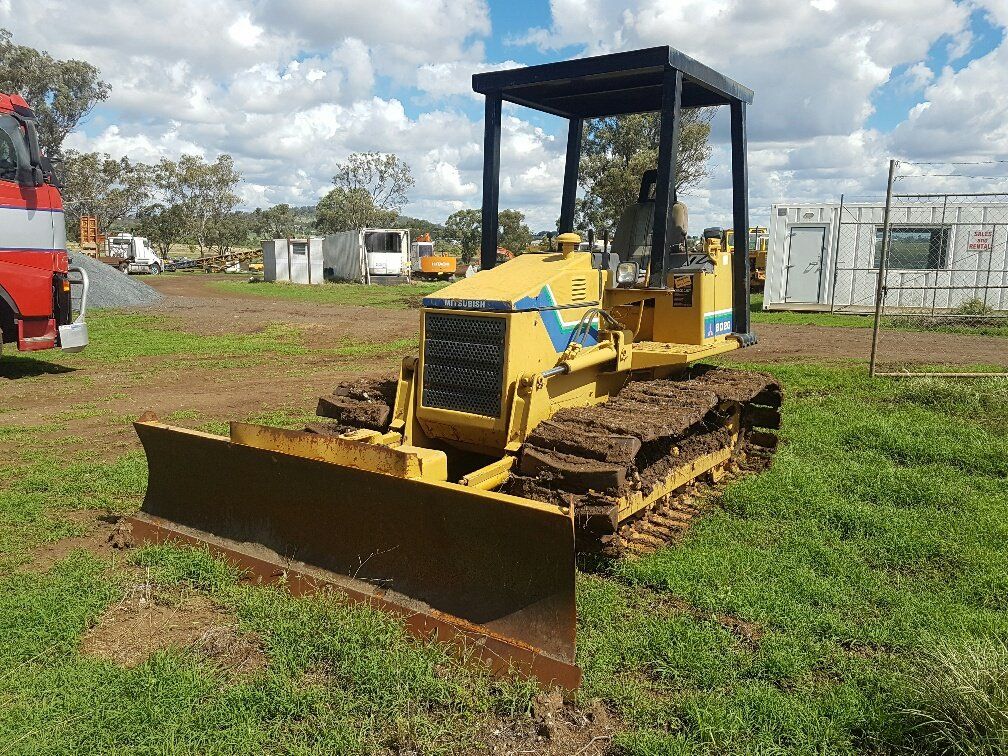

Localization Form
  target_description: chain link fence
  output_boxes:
[868,160,1008,377]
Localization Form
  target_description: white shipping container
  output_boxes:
[262,239,287,282]
[765,201,1008,313]
[323,228,410,283]
[262,238,324,284]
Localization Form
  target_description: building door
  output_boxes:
[785,225,827,303]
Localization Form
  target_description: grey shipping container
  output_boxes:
[323,232,369,283]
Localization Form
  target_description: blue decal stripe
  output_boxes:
[516,285,598,352]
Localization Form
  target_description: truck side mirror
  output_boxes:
[15,164,43,187]
[39,156,64,189]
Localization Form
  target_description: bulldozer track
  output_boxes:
[595,437,776,558]
[314,367,782,558]
[507,366,782,547]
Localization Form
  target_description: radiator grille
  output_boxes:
[422,313,506,417]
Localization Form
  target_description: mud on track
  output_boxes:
[508,367,781,540]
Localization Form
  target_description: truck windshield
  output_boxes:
[365,232,401,254]
[0,115,28,183]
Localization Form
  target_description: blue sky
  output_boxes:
[4,0,1008,230]
[868,5,1005,131]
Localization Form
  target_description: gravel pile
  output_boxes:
[68,252,163,309]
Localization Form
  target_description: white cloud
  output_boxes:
[228,15,264,48]
[251,0,492,83]
[901,62,935,92]
[517,0,969,141]
[63,123,206,163]
[507,0,1008,228]
[2,0,1006,231]
[416,60,523,99]
[891,41,1008,161]
[976,0,1008,28]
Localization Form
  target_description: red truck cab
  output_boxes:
[0,93,88,355]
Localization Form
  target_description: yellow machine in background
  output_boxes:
[129,47,780,690]
[723,226,769,290]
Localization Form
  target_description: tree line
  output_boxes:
[313,151,532,263]
[63,152,245,256]
[59,147,534,263]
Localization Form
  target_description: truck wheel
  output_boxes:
[150,263,162,275]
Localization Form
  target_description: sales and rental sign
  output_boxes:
[968,229,993,252]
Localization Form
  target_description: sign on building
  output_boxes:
[968,228,993,252]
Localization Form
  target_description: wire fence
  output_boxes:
[868,160,1008,377]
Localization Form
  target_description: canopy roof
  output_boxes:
[472,46,753,119]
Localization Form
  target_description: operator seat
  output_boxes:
[609,171,711,281]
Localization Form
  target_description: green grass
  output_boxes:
[2,360,1008,753]
[80,312,309,364]
[0,311,308,377]
[577,364,1008,754]
[750,293,876,329]
[751,293,1008,338]
[0,421,535,753]
[0,545,538,755]
[1,310,416,379]
[898,635,1008,755]
[211,279,448,308]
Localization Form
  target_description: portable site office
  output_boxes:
[764,200,1008,313]
[262,229,412,285]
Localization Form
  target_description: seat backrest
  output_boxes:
[610,201,655,271]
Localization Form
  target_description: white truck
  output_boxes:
[106,233,165,275]
[321,228,411,284]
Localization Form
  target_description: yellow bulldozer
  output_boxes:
[722,226,770,290]
[129,47,780,689]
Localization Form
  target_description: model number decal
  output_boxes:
[703,309,733,338]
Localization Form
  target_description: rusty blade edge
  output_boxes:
[126,513,582,690]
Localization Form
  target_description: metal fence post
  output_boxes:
[869,159,898,376]
[829,193,844,313]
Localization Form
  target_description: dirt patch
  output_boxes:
[144,274,418,345]
[730,321,1007,365]
[29,510,133,572]
[1,274,415,452]
[82,583,266,674]
[473,691,617,756]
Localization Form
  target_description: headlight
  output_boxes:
[615,262,639,287]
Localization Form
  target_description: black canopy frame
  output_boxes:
[472,45,755,337]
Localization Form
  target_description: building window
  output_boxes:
[874,226,949,270]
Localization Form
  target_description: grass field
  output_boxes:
[2,309,1007,753]
[210,278,447,308]
[199,281,1008,338]
[0,310,416,379]
[751,294,1008,338]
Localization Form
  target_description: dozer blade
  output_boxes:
[130,419,579,688]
